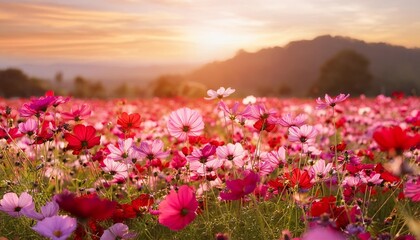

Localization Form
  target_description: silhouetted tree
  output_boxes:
[90,81,107,98]
[114,83,129,98]
[0,68,46,97]
[151,75,183,97]
[309,49,373,96]
[73,76,90,98]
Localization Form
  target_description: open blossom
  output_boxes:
[404,177,420,202]
[373,126,420,156]
[61,104,91,121]
[361,173,383,186]
[260,147,286,175]
[277,113,307,127]
[218,101,253,121]
[64,124,101,155]
[187,144,222,174]
[302,227,346,240]
[54,191,116,220]
[117,112,141,132]
[18,118,38,136]
[167,107,204,141]
[101,223,136,240]
[107,138,136,163]
[311,159,333,180]
[220,170,260,200]
[288,125,318,144]
[23,201,59,220]
[216,143,246,168]
[19,95,56,117]
[205,87,235,100]
[316,93,350,109]
[0,192,35,217]
[32,215,77,240]
[102,159,129,179]
[158,185,198,231]
[135,139,169,161]
[284,169,313,192]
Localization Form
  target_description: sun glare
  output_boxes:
[189,28,257,59]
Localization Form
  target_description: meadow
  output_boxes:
[0,89,418,240]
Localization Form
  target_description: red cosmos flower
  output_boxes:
[373,126,420,156]
[113,194,154,222]
[117,112,141,132]
[253,119,276,132]
[64,124,101,155]
[0,127,22,143]
[284,168,313,192]
[310,195,336,217]
[54,191,116,221]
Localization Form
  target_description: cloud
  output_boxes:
[1,0,420,64]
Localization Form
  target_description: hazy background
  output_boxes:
[1,0,419,98]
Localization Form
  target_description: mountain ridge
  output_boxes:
[179,35,420,97]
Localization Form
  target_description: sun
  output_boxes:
[189,28,257,60]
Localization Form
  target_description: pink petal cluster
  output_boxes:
[167,107,204,141]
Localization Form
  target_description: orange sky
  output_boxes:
[1,0,420,65]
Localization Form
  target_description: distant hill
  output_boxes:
[174,35,420,97]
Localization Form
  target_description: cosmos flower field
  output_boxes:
[0,89,419,240]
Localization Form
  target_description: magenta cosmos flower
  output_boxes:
[204,87,235,100]
[316,93,350,109]
[32,215,77,240]
[167,108,204,141]
[0,192,35,217]
[404,177,420,202]
[288,125,318,144]
[158,185,198,231]
[220,170,260,201]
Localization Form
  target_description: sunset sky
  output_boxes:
[1,0,420,65]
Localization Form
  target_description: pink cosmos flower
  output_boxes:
[32,215,77,240]
[311,159,333,181]
[260,147,286,175]
[107,138,136,164]
[316,93,350,109]
[216,143,246,168]
[102,159,129,179]
[342,176,362,187]
[204,87,235,100]
[170,151,187,170]
[248,104,277,123]
[288,125,318,144]
[22,201,59,220]
[158,185,198,231]
[135,139,169,161]
[302,226,345,240]
[61,104,91,121]
[277,113,307,127]
[218,101,253,121]
[361,173,383,186]
[0,192,35,217]
[187,144,222,174]
[167,107,204,141]
[404,178,420,202]
[220,170,260,200]
[100,223,136,240]
[18,118,38,136]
